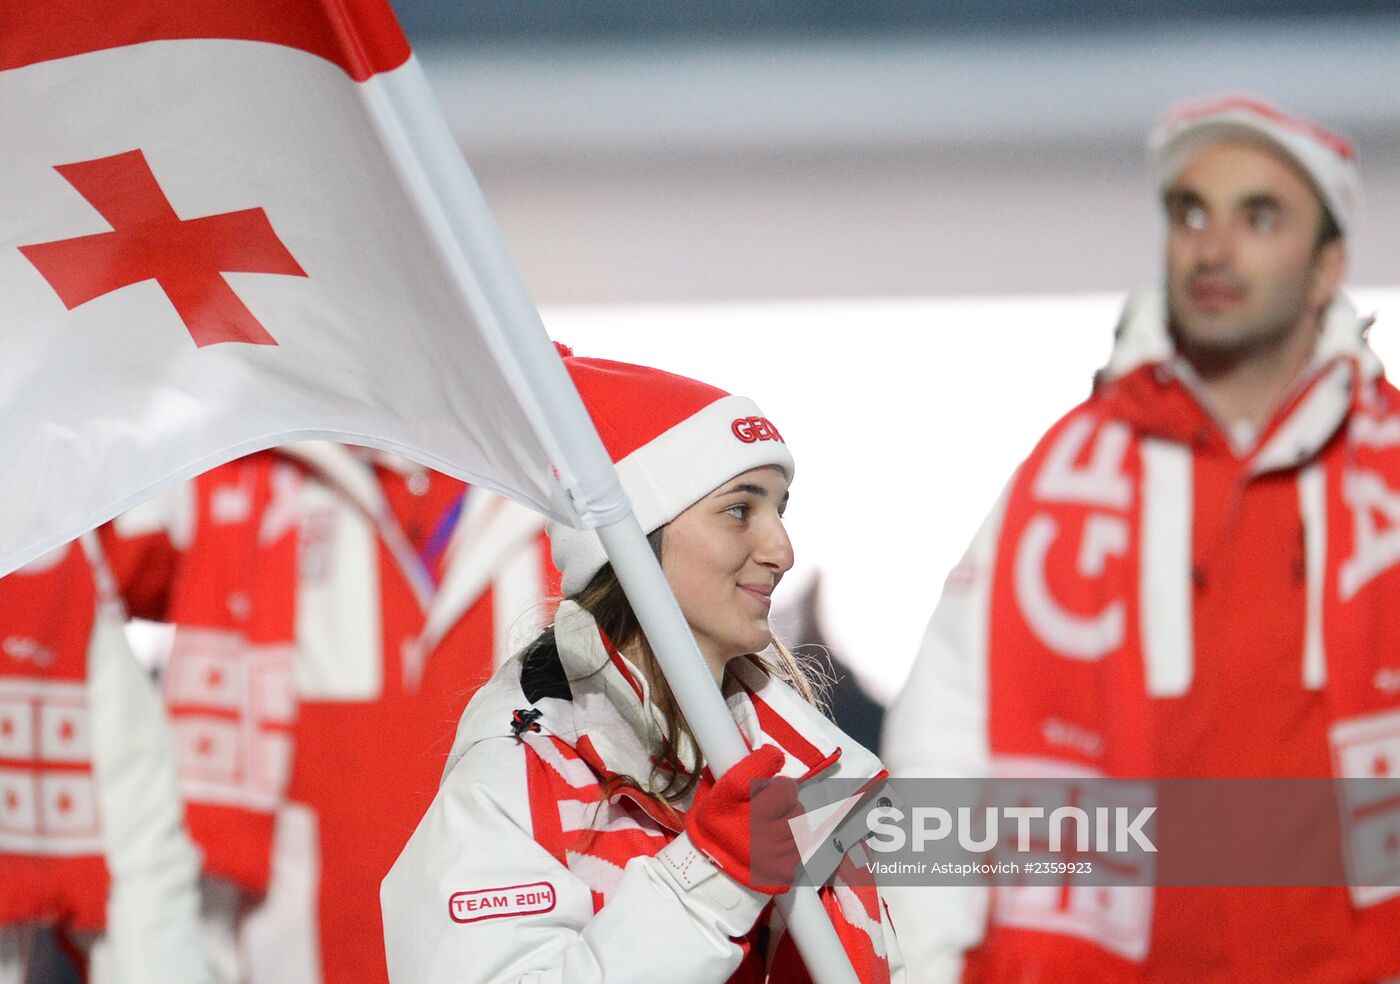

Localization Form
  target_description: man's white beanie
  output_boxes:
[1148,94,1360,235]
[548,345,795,596]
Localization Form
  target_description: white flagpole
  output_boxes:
[379,57,862,984]
[597,515,861,984]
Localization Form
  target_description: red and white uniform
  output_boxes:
[882,292,1400,983]
[382,599,905,984]
[0,534,203,984]
[105,443,555,984]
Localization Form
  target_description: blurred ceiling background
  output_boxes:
[393,3,1400,305]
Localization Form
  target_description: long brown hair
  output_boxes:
[558,527,829,804]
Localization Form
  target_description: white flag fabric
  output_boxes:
[0,1,617,576]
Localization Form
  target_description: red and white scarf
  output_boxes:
[158,453,301,896]
[0,536,114,932]
[520,602,893,984]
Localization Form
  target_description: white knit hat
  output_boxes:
[548,346,795,596]
[1147,94,1360,235]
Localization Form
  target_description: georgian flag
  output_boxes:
[0,1,604,576]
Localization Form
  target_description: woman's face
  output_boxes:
[660,465,794,676]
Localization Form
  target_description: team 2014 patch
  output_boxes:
[449,882,557,923]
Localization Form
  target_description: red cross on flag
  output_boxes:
[0,0,609,576]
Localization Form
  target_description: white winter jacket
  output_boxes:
[382,601,905,984]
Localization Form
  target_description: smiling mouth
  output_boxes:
[739,585,773,608]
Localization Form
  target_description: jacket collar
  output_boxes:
[277,441,435,609]
[1103,288,1378,384]
[1100,288,1378,471]
[550,600,678,794]
[278,442,545,688]
[418,491,545,656]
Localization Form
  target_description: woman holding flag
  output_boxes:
[382,349,903,983]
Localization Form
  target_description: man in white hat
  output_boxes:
[882,95,1400,982]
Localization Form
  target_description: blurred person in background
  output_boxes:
[102,445,555,984]
[882,95,1400,982]
[0,534,205,984]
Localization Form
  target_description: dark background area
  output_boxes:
[393,1,1395,42]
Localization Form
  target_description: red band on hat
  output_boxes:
[1164,94,1355,161]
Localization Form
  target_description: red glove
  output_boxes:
[685,745,802,894]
